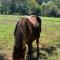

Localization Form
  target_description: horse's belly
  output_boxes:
[23,26,39,44]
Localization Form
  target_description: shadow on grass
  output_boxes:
[26,48,47,60]
[26,46,57,60]
[0,54,4,60]
[0,46,57,60]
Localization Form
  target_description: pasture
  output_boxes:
[0,15,60,60]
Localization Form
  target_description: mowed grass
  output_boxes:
[0,15,60,60]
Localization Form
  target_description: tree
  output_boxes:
[0,0,60,17]
[52,0,60,8]
[8,0,16,14]
[0,0,8,14]
[26,0,41,15]
[41,2,47,16]
[46,1,59,17]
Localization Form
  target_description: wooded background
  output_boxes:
[0,0,60,17]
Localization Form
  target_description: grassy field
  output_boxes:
[0,15,60,60]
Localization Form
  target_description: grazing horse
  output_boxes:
[13,15,41,60]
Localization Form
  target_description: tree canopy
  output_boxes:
[0,0,60,17]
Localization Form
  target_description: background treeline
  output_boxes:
[0,0,60,17]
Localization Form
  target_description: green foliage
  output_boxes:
[46,1,58,17]
[0,0,60,17]
[41,2,47,16]
[40,1,60,17]
[28,0,41,15]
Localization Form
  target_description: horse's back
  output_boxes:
[14,15,41,44]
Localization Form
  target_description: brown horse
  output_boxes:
[13,15,41,60]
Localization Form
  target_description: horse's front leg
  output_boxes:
[36,37,40,60]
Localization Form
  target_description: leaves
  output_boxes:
[0,0,60,17]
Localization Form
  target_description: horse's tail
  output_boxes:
[14,21,19,37]
[14,20,24,48]
[18,30,24,48]
[13,21,25,60]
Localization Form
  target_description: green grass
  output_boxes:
[0,15,60,60]
[40,17,60,46]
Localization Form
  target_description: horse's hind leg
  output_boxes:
[36,37,40,60]
[28,43,32,60]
